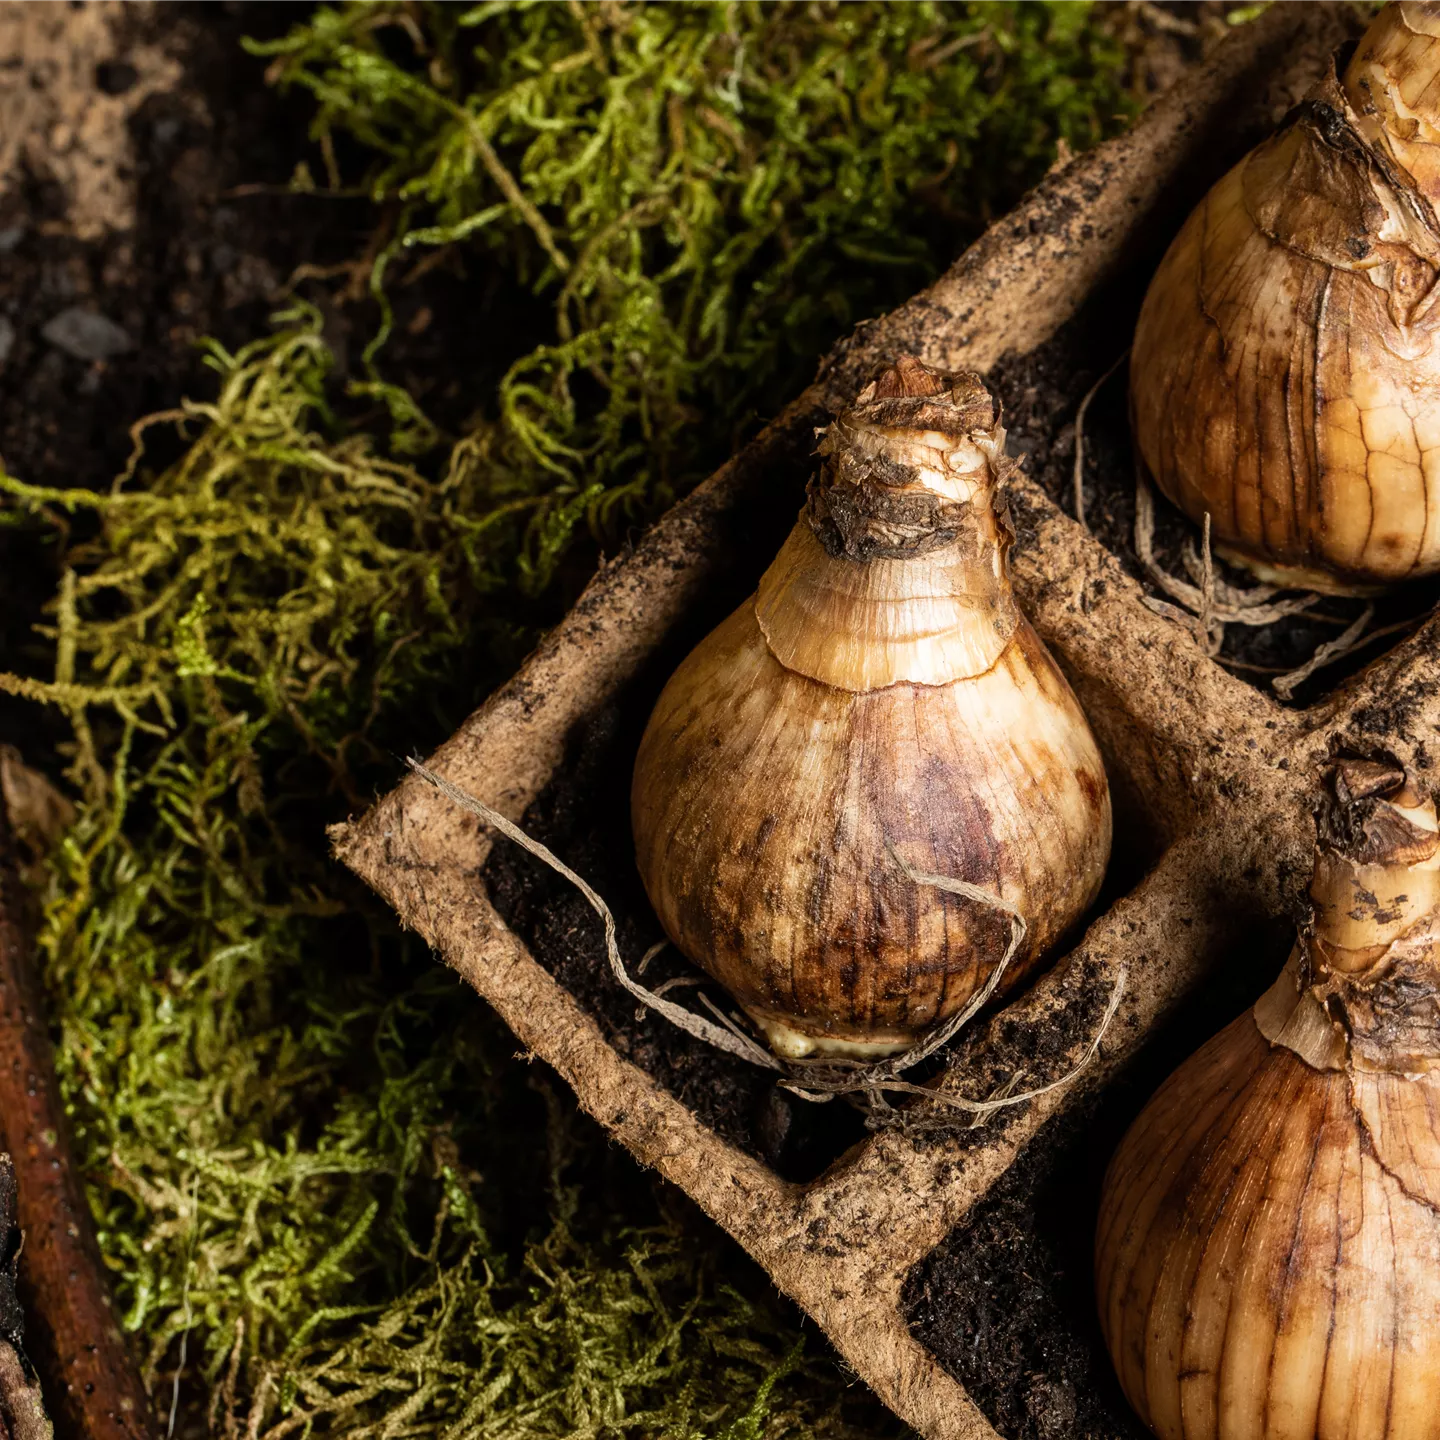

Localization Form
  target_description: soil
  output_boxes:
[906,1110,1151,1440]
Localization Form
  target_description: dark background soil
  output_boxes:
[0,2,558,765]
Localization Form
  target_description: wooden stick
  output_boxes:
[0,795,154,1440]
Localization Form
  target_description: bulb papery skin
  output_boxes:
[754,518,1019,690]
[1131,1,1440,592]
[1096,760,1440,1440]
[631,360,1111,1057]
[1345,2,1440,206]
[1096,1012,1440,1440]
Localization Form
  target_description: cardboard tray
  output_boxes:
[331,10,1435,1437]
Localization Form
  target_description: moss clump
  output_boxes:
[0,4,1140,1436]
[251,0,1136,585]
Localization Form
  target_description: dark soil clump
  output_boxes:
[905,1109,1149,1440]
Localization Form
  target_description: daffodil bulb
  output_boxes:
[1097,758,1440,1440]
[630,358,1111,1060]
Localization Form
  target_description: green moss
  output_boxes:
[0,4,1141,1435]
[251,0,1136,586]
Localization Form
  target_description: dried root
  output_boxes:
[1133,467,1321,650]
[1072,351,1129,533]
[1270,612,1424,699]
[407,759,1123,1132]
[1129,465,1428,697]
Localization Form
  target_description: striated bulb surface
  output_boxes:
[1131,1,1440,593]
[631,359,1111,1059]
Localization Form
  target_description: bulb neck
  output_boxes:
[1237,13,1440,334]
[1309,757,1440,965]
[1256,758,1440,1074]
[1343,1,1440,211]
[805,357,1014,565]
[755,359,1021,691]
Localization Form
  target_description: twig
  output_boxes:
[0,786,155,1440]
[1071,351,1128,532]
